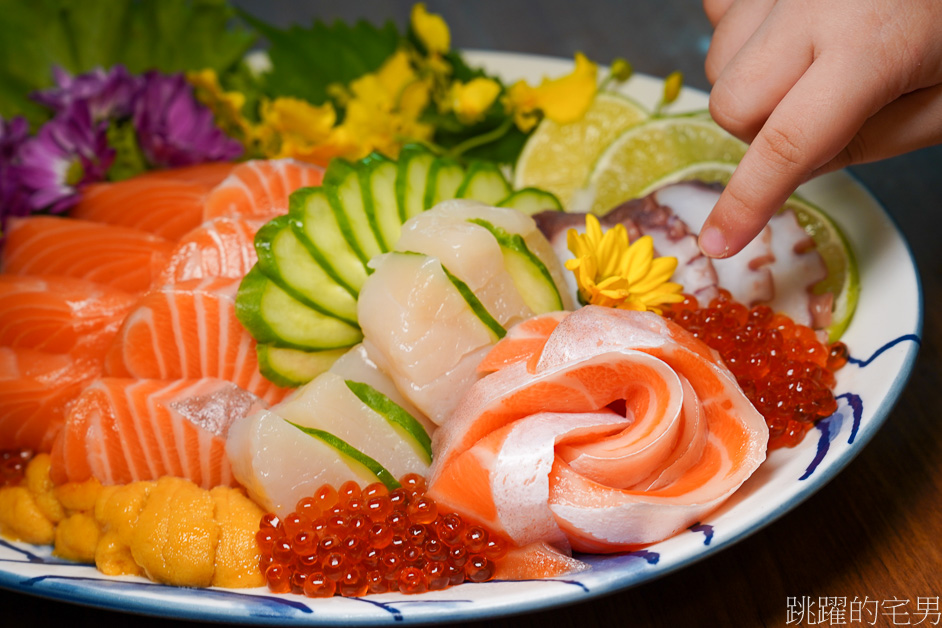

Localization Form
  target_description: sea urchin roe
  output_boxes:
[662,290,847,449]
[258,474,505,597]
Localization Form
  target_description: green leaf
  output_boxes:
[236,10,400,105]
[0,0,255,122]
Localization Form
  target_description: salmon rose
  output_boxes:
[427,306,768,553]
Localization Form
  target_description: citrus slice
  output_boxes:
[586,117,747,214]
[784,195,859,342]
[513,91,649,211]
[635,160,737,197]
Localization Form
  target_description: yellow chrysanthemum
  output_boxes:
[448,77,501,124]
[186,69,252,144]
[411,3,450,55]
[503,52,599,132]
[565,213,684,313]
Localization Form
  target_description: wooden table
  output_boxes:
[5,2,940,625]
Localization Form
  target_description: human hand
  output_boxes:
[699,0,942,258]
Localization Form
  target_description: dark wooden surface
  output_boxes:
[5,2,940,626]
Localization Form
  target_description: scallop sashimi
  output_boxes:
[359,201,572,425]
[157,217,266,285]
[427,306,768,553]
[1,216,174,293]
[70,163,233,240]
[0,347,101,451]
[227,344,434,515]
[203,159,325,221]
[104,277,291,404]
[50,377,264,488]
[0,275,137,357]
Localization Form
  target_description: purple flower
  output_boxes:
[33,65,140,123]
[16,102,114,214]
[133,71,243,168]
[1,115,32,227]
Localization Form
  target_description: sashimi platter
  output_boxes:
[0,3,921,625]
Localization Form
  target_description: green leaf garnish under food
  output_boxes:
[0,0,256,124]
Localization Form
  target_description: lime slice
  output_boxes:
[513,91,649,211]
[587,117,748,214]
[784,195,859,342]
[635,160,737,197]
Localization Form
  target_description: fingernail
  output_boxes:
[699,226,728,258]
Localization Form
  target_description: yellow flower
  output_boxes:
[565,214,684,313]
[448,77,501,124]
[411,3,450,55]
[256,97,355,165]
[186,69,252,143]
[503,52,598,132]
[655,70,684,115]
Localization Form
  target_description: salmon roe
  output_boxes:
[257,473,508,597]
[662,290,848,449]
[0,449,33,487]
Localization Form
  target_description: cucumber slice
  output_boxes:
[344,380,433,464]
[236,266,362,350]
[497,187,563,214]
[426,157,466,208]
[456,161,512,205]
[357,153,400,252]
[324,159,384,264]
[257,344,348,388]
[396,144,437,221]
[286,421,401,490]
[439,263,507,340]
[289,187,368,294]
[254,216,358,324]
[468,218,565,313]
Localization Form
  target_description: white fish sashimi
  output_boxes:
[226,408,378,515]
[226,352,433,515]
[358,251,497,425]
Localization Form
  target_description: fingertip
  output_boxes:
[698,226,729,258]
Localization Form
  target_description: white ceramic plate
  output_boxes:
[0,50,923,626]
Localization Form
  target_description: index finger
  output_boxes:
[699,55,884,258]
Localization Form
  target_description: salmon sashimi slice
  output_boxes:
[477,311,567,374]
[72,178,211,241]
[104,277,291,405]
[0,347,101,451]
[1,216,174,293]
[0,275,137,357]
[427,306,768,554]
[203,159,325,221]
[130,162,236,187]
[49,377,264,488]
[157,217,265,285]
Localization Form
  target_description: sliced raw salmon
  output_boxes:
[49,377,263,488]
[477,311,567,374]
[427,306,768,553]
[203,159,324,221]
[1,216,174,293]
[131,162,236,187]
[0,275,137,357]
[0,347,101,451]
[72,178,210,241]
[104,277,290,404]
[157,217,265,285]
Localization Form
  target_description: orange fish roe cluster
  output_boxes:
[256,473,508,597]
[662,290,849,449]
[1,449,33,487]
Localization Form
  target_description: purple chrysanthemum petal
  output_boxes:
[134,71,242,168]
[1,115,33,228]
[33,65,141,123]
[16,102,114,214]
